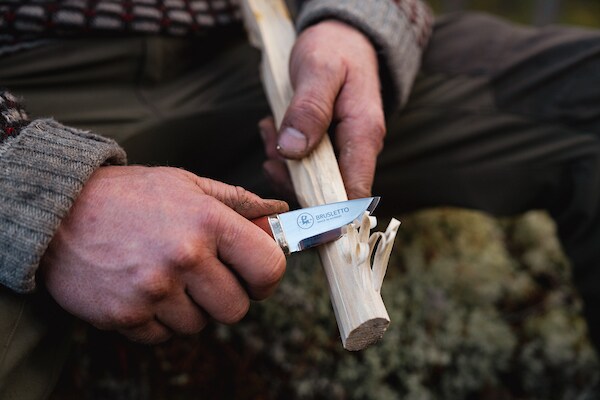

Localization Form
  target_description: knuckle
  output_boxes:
[348,120,385,156]
[234,185,249,199]
[367,129,385,155]
[171,244,197,270]
[218,223,245,253]
[363,106,386,138]
[354,170,374,188]
[219,297,250,324]
[201,179,222,200]
[233,185,252,210]
[288,96,331,133]
[371,118,386,144]
[139,271,173,301]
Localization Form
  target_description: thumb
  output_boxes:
[278,58,344,159]
[188,174,289,219]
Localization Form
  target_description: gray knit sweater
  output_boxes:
[0,0,433,293]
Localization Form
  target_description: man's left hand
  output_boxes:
[259,20,385,200]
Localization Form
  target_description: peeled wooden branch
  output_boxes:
[240,0,400,350]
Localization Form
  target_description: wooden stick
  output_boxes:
[240,0,400,351]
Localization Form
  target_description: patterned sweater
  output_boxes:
[0,0,433,293]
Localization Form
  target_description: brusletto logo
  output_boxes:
[297,213,314,229]
[315,207,350,222]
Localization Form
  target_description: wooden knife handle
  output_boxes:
[251,216,274,239]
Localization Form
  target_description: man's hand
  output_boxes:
[40,166,288,344]
[260,20,385,200]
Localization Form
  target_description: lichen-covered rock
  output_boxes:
[208,209,597,399]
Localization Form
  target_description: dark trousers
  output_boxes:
[1,12,599,398]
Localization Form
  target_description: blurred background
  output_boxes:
[430,0,600,27]
[50,1,600,399]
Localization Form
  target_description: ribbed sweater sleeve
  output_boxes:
[296,0,433,108]
[0,92,126,293]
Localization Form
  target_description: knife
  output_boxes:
[252,197,380,254]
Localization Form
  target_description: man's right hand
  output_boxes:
[40,166,288,344]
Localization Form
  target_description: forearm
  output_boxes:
[296,0,433,108]
[0,91,126,293]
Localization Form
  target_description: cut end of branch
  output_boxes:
[343,318,390,351]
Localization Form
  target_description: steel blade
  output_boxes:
[278,197,380,253]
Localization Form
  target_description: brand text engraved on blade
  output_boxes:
[314,207,351,223]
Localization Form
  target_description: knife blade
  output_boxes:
[252,197,380,254]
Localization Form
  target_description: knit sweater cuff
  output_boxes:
[296,0,433,109]
[0,119,127,293]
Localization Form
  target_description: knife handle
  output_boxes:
[251,216,274,239]
[251,215,290,254]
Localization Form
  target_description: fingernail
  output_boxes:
[278,127,307,155]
